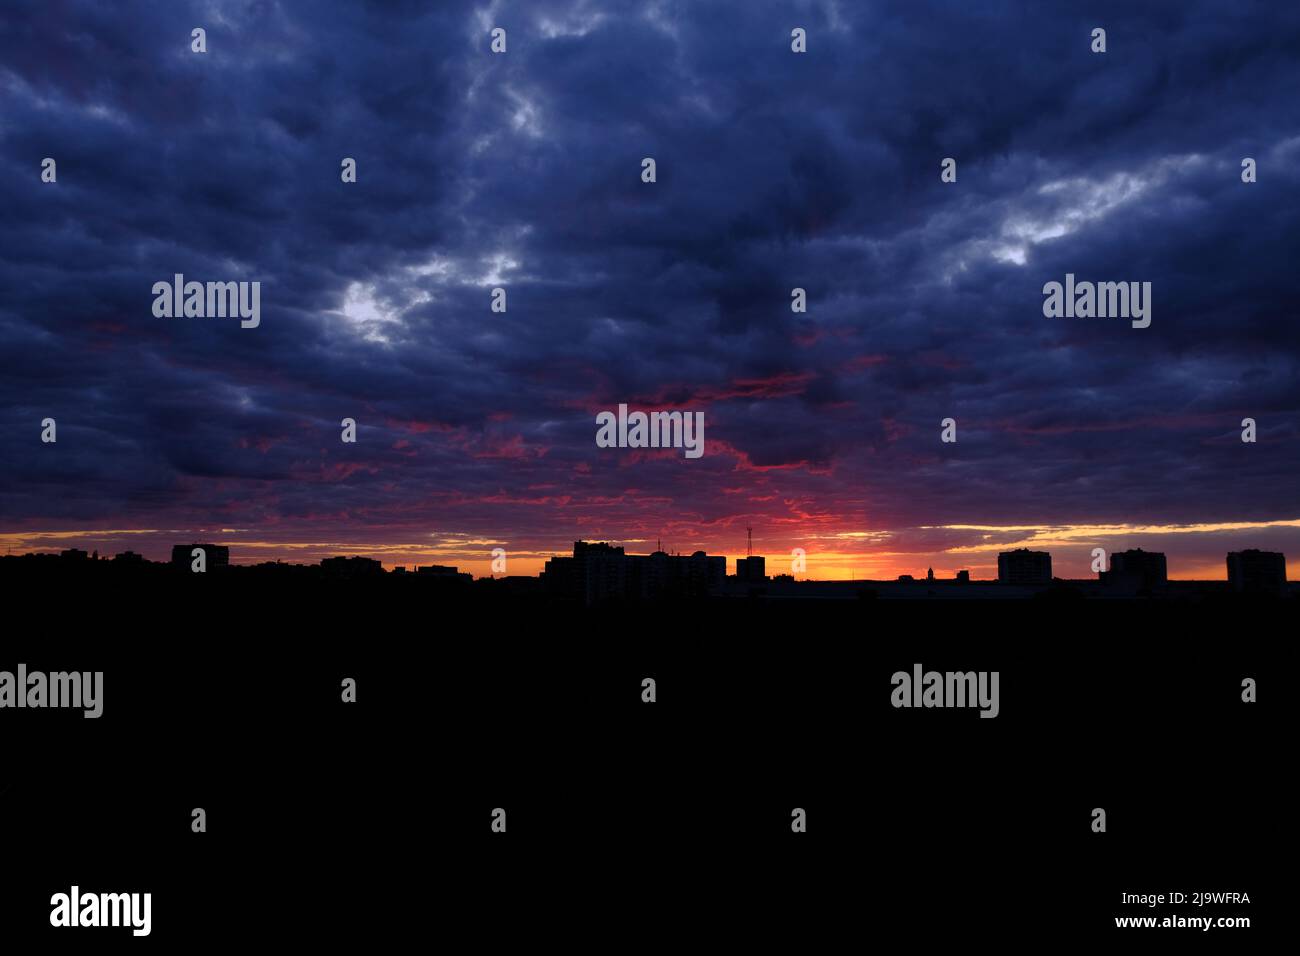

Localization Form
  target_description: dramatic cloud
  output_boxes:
[3,0,1298,577]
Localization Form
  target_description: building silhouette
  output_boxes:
[681,550,727,595]
[1226,549,1287,595]
[415,564,473,583]
[735,555,766,583]
[997,548,1052,585]
[542,541,625,603]
[1101,549,1167,590]
[321,555,384,577]
[171,543,230,570]
[542,541,725,604]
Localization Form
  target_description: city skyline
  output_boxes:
[4,535,1290,588]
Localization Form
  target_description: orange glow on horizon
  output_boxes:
[3,518,1298,581]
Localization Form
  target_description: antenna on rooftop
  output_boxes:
[746,525,753,557]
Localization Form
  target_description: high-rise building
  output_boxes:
[997,549,1051,585]
[1226,550,1287,595]
[1102,549,1167,589]
[542,541,726,603]
[542,541,626,603]
[685,550,727,594]
[735,555,766,583]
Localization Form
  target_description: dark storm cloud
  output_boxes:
[2,0,1298,566]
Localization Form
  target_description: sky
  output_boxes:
[2,0,1299,580]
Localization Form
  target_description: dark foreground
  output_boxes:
[1,573,1290,948]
